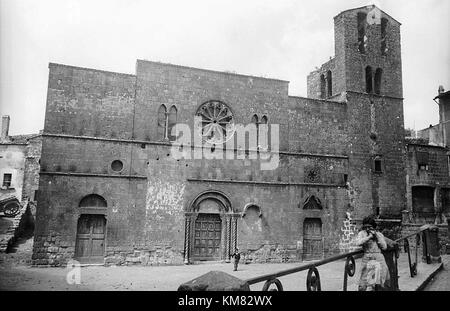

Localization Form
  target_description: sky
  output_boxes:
[0,0,449,135]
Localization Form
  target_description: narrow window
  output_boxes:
[374,156,382,173]
[357,13,367,54]
[2,173,12,188]
[157,105,167,140]
[168,105,178,141]
[260,115,268,150]
[374,68,382,95]
[365,66,373,94]
[320,74,326,99]
[381,18,388,55]
[327,70,332,98]
[251,114,259,149]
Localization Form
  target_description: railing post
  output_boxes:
[421,225,441,263]
[382,237,400,290]
[422,230,430,264]
[391,249,399,290]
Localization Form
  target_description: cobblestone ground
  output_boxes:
[1,249,446,291]
[0,260,361,291]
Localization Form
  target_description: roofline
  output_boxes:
[406,142,449,150]
[48,62,136,78]
[0,133,42,145]
[334,4,402,26]
[0,142,27,146]
[136,59,290,84]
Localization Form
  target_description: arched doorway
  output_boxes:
[184,191,238,263]
[302,218,323,261]
[74,194,107,263]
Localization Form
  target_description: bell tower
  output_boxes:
[334,4,403,98]
[308,5,407,218]
[307,5,403,100]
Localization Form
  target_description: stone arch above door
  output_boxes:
[184,190,238,263]
[189,190,233,213]
[78,194,107,215]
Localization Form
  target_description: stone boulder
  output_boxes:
[178,271,250,291]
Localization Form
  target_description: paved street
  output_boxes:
[0,245,446,291]
[424,264,450,291]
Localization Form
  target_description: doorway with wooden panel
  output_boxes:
[75,214,106,263]
[302,218,323,261]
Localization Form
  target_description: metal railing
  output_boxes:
[244,227,436,291]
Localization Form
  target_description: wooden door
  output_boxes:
[75,214,106,263]
[193,213,222,260]
[303,218,323,261]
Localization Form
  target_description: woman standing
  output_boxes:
[356,215,390,291]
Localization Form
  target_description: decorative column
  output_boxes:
[231,213,239,254]
[220,214,227,262]
[183,212,196,264]
[225,216,231,262]
[183,214,191,264]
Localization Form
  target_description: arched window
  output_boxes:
[374,68,382,95]
[251,114,259,149]
[373,155,383,173]
[357,13,367,54]
[381,18,388,55]
[327,70,332,98]
[320,74,326,99]
[260,115,268,150]
[168,105,178,141]
[365,66,373,94]
[79,194,107,208]
[157,104,167,140]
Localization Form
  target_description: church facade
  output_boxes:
[32,5,407,266]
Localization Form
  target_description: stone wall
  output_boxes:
[35,61,353,266]
[345,92,406,219]
[22,135,42,204]
[34,5,409,266]
[334,6,403,98]
[44,63,136,139]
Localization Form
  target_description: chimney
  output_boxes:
[1,115,10,141]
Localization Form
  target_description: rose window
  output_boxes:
[195,101,235,144]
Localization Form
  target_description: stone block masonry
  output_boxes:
[33,5,407,266]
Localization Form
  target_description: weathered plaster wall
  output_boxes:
[0,144,27,202]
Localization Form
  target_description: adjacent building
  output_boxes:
[403,88,450,252]
[0,115,42,251]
